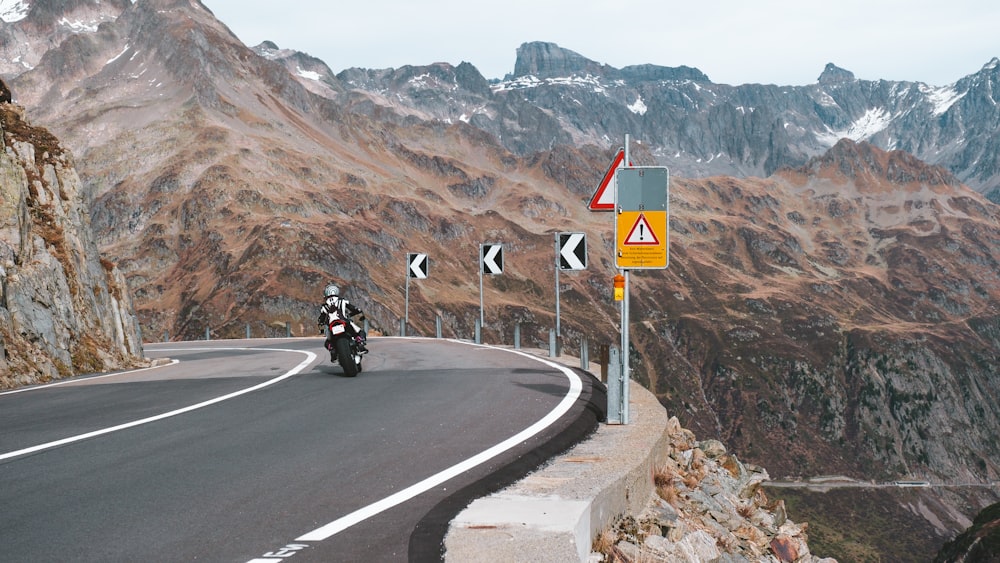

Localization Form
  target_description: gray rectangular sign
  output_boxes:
[616,166,668,211]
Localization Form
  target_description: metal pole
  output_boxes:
[581,336,589,370]
[554,233,561,337]
[205,327,210,341]
[436,315,442,338]
[624,133,630,169]
[404,262,410,337]
[607,346,622,423]
[623,269,631,424]
[514,322,521,349]
[621,133,632,424]
[479,244,484,329]
[246,324,251,339]
[549,329,557,357]
[475,317,482,344]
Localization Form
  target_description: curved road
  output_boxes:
[0,337,605,562]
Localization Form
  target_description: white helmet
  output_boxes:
[324,284,340,298]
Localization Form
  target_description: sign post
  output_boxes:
[554,232,587,339]
[479,243,503,328]
[405,253,428,336]
[609,136,670,424]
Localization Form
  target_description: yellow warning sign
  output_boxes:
[616,210,668,269]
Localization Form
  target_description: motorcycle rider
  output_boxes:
[317,283,368,358]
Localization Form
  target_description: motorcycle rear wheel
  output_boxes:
[335,337,358,377]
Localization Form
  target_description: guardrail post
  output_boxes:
[514,322,521,349]
[600,344,609,382]
[475,318,482,344]
[607,346,623,424]
[436,315,442,338]
[580,336,589,370]
[549,329,557,357]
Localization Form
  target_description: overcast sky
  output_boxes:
[200,0,999,86]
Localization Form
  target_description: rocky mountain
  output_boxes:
[326,42,1000,203]
[1,0,998,559]
[0,93,143,387]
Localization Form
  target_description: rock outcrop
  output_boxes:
[594,417,835,562]
[0,100,143,388]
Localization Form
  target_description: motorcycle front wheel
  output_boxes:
[335,337,358,377]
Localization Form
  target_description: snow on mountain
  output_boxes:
[921,83,966,116]
[628,95,647,115]
[817,107,894,145]
[58,15,104,32]
[0,0,28,22]
[296,66,321,81]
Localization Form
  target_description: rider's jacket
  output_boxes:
[317,296,363,328]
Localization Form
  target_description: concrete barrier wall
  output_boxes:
[445,381,671,562]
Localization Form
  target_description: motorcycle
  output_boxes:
[325,315,366,377]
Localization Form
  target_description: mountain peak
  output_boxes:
[818,63,855,84]
[512,41,611,79]
[510,41,709,82]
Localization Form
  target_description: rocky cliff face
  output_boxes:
[0,100,143,388]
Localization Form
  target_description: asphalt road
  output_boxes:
[0,337,605,562]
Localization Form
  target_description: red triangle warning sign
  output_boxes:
[588,148,629,211]
[623,213,660,245]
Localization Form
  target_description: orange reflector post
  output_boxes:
[613,274,625,301]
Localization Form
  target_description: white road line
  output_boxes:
[0,359,180,396]
[0,347,317,462]
[294,341,583,543]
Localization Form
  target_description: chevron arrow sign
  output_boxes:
[558,232,587,270]
[481,243,503,275]
[407,253,428,279]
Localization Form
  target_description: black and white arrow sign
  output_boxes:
[558,232,587,271]
[407,253,428,279]
[481,243,503,275]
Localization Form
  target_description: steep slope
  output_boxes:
[0,0,130,79]
[0,99,143,387]
[636,140,1000,484]
[934,501,1000,562]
